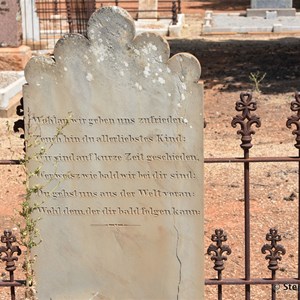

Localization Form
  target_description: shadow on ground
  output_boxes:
[169,37,300,94]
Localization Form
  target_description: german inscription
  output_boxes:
[29,113,200,217]
[24,7,204,300]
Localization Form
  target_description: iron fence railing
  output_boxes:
[205,91,300,299]
[2,91,300,299]
[22,0,181,50]
[0,229,25,300]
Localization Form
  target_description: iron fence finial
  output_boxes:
[231,92,261,150]
[261,228,286,272]
[207,229,232,274]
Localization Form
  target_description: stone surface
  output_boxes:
[138,0,158,19]
[135,14,185,37]
[266,10,278,18]
[0,0,22,47]
[246,8,296,17]
[0,71,25,109]
[202,12,300,34]
[24,6,204,300]
[273,23,283,31]
[0,91,22,118]
[251,0,293,8]
[248,0,295,17]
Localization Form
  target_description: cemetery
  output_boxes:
[0,0,300,299]
[203,0,300,34]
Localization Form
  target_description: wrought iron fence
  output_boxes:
[2,91,300,298]
[0,229,25,300]
[205,91,300,299]
[21,0,181,50]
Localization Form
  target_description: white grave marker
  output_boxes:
[24,6,204,299]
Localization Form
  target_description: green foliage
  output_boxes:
[16,113,71,299]
[249,71,266,93]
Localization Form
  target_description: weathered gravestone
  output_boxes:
[0,0,22,47]
[24,6,204,299]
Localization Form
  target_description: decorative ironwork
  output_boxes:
[13,97,24,140]
[177,0,181,14]
[207,229,232,273]
[54,0,58,15]
[3,89,300,299]
[13,97,25,153]
[171,1,178,25]
[287,92,300,149]
[66,0,73,33]
[261,228,286,271]
[0,230,21,276]
[231,92,261,150]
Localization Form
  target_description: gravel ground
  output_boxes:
[0,72,23,89]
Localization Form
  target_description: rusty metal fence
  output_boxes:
[0,230,24,300]
[205,91,300,299]
[22,0,181,50]
[1,91,300,299]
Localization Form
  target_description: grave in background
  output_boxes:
[251,0,293,8]
[203,0,300,34]
[0,0,22,47]
[0,71,26,117]
[138,0,158,19]
[0,0,31,87]
[24,6,204,299]
[247,0,296,16]
[135,0,184,36]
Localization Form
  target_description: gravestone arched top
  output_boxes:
[25,6,201,98]
[87,6,136,45]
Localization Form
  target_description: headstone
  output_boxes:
[247,0,296,16]
[251,0,292,8]
[24,6,204,299]
[138,0,158,19]
[0,0,22,47]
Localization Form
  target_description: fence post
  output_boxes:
[231,92,261,300]
[172,1,178,25]
[54,0,58,14]
[177,0,181,14]
[0,230,22,300]
[66,0,73,33]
